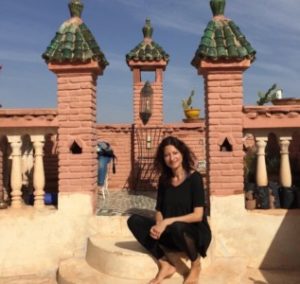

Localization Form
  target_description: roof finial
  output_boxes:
[143,18,153,38]
[210,0,226,17]
[68,0,84,18]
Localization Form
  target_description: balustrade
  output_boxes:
[1,132,55,210]
[246,133,295,189]
[245,131,300,209]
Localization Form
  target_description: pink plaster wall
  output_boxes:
[96,124,133,189]
[243,105,300,128]
[1,104,300,197]
[95,122,206,190]
[2,55,300,202]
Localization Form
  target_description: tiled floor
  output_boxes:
[97,189,157,218]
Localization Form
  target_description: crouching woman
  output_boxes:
[127,136,211,284]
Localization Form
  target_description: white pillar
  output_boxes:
[279,137,292,188]
[7,135,23,208]
[31,135,45,209]
[255,137,268,187]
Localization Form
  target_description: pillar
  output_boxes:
[255,137,268,187]
[7,135,23,208]
[279,136,292,187]
[48,62,103,211]
[199,60,251,195]
[31,135,45,209]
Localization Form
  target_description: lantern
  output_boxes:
[139,81,153,125]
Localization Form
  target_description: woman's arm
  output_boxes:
[150,207,204,239]
[150,210,163,239]
[163,207,204,226]
[155,210,163,224]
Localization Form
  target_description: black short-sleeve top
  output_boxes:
[155,171,206,221]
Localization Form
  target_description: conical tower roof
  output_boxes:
[42,0,108,68]
[126,18,169,64]
[191,0,256,67]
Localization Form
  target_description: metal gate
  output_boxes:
[133,126,165,191]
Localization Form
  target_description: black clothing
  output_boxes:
[156,171,205,219]
[127,171,211,260]
[128,215,203,261]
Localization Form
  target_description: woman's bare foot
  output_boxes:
[183,257,201,284]
[149,258,176,284]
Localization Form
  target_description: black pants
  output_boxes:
[127,214,200,261]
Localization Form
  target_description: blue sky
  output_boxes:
[1,0,300,123]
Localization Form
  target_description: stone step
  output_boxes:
[57,258,183,284]
[59,256,274,284]
[86,235,172,279]
[0,275,57,284]
[86,235,211,280]
[87,215,212,279]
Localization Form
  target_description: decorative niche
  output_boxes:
[220,137,233,152]
[70,140,82,154]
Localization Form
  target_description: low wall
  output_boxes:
[211,195,300,269]
[0,193,93,278]
[1,193,299,278]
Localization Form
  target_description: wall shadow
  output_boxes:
[255,210,300,284]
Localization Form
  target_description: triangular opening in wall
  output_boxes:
[70,141,82,154]
[220,138,232,152]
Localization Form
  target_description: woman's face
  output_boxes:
[163,145,183,171]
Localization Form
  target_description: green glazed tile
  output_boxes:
[191,0,255,67]
[42,0,108,68]
[126,18,169,63]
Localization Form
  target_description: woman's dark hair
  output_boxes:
[154,136,197,184]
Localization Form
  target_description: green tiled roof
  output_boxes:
[191,0,256,67]
[42,0,108,68]
[126,19,169,63]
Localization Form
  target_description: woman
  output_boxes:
[127,136,211,284]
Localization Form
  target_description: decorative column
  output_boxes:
[7,135,23,208]
[31,135,45,209]
[255,137,268,187]
[279,137,292,187]
[43,0,108,211]
[191,0,256,195]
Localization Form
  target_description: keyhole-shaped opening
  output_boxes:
[70,141,82,154]
[220,138,232,152]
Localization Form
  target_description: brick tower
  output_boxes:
[191,0,256,196]
[43,0,108,211]
[126,19,169,190]
[126,18,169,126]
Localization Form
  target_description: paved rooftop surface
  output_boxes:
[97,189,157,218]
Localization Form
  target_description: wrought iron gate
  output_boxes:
[133,126,165,191]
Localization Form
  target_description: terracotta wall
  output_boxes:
[96,124,133,189]
[96,122,206,190]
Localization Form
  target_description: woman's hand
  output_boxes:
[150,221,167,239]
